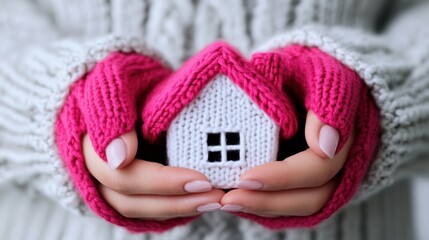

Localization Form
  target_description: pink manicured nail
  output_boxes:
[184,180,213,193]
[235,180,263,190]
[319,125,340,159]
[197,203,222,212]
[106,138,127,169]
[221,204,244,212]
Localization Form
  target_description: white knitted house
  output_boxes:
[142,42,298,189]
[167,75,279,188]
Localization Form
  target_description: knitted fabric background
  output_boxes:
[2,0,429,239]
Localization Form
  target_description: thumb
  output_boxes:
[305,110,340,159]
[105,130,138,169]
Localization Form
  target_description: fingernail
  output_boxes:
[235,180,263,190]
[184,180,213,193]
[221,204,244,212]
[106,138,127,169]
[319,125,340,159]
[197,203,222,212]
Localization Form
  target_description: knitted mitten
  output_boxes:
[236,45,380,228]
[55,52,196,232]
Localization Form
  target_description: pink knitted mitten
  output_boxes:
[236,45,380,229]
[55,52,196,232]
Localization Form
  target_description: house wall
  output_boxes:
[167,75,279,188]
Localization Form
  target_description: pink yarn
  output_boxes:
[55,53,197,232]
[282,45,363,152]
[81,53,171,161]
[234,45,380,229]
[55,43,380,232]
[142,41,298,143]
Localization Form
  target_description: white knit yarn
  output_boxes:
[111,0,145,36]
[40,0,110,37]
[193,0,249,56]
[0,1,59,57]
[1,0,429,239]
[167,75,279,188]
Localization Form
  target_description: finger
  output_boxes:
[105,131,138,169]
[83,53,171,161]
[305,110,340,159]
[83,134,213,195]
[222,178,338,217]
[99,185,224,220]
[281,46,361,157]
[237,135,353,190]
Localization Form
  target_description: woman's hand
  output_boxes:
[82,130,225,221]
[56,52,224,223]
[220,111,354,217]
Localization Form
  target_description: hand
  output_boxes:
[220,111,354,217]
[76,52,224,220]
[56,52,224,228]
[82,130,224,221]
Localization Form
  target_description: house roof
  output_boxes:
[142,41,298,142]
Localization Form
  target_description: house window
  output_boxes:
[207,132,242,163]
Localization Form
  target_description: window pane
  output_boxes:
[227,150,240,161]
[207,133,221,146]
[208,151,222,162]
[226,132,240,145]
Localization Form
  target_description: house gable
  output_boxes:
[142,41,298,143]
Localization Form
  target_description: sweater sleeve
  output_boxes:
[0,35,166,215]
[255,1,429,202]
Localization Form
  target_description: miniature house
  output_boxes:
[142,42,297,189]
[167,75,279,188]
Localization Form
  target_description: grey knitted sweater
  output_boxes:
[0,0,428,239]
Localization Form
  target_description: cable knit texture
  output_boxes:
[2,0,429,239]
[55,52,196,232]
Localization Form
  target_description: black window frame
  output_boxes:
[206,131,242,163]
